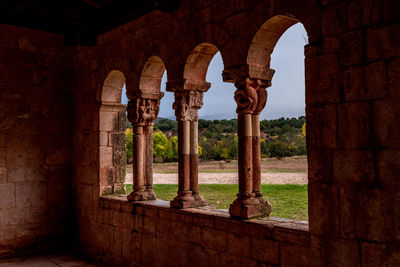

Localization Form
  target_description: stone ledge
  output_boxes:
[99,196,309,241]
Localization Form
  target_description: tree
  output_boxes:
[267,140,296,158]
[198,145,203,157]
[168,135,178,161]
[153,130,170,161]
[125,128,133,163]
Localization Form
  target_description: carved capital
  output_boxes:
[173,90,204,121]
[234,77,269,115]
[223,65,275,82]
[127,98,160,126]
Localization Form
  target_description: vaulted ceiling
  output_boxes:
[0,0,179,46]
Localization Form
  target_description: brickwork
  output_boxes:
[0,25,73,254]
[0,0,399,265]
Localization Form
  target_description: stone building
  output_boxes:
[0,0,399,266]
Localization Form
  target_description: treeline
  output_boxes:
[126,116,306,162]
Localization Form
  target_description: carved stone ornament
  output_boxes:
[127,98,160,125]
[234,78,269,115]
[173,90,204,121]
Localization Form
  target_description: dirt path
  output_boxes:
[125,172,307,185]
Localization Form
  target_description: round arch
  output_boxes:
[139,56,166,93]
[102,70,126,103]
[184,42,219,82]
[247,15,301,72]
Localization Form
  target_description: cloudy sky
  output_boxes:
[122,23,308,120]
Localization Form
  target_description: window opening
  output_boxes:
[256,21,309,221]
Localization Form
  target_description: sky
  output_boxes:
[122,23,308,120]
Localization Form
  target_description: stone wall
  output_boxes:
[0,0,398,265]
[72,0,400,265]
[0,25,73,255]
[96,196,313,266]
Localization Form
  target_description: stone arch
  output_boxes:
[101,70,126,103]
[184,42,219,82]
[247,15,300,78]
[99,69,127,195]
[127,56,166,202]
[139,56,166,93]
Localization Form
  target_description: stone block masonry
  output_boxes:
[0,0,398,265]
[95,196,312,267]
[71,0,400,265]
[0,24,73,255]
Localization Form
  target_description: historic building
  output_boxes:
[0,0,399,266]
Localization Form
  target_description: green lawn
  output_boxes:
[126,169,307,174]
[156,169,306,174]
[126,184,308,221]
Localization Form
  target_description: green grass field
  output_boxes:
[154,169,307,174]
[126,184,308,221]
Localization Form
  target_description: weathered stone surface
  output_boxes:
[344,63,388,101]
[321,238,360,267]
[378,150,400,186]
[250,238,279,264]
[333,150,374,183]
[338,102,372,150]
[306,104,337,149]
[305,54,341,104]
[201,228,227,251]
[374,100,400,147]
[0,0,398,266]
[366,25,400,61]
[0,183,15,209]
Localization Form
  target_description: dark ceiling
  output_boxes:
[0,0,179,46]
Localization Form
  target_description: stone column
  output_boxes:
[252,114,262,195]
[229,77,272,219]
[132,125,145,198]
[252,81,269,197]
[170,90,207,208]
[127,93,162,201]
[144,124,155,197]
[190,120,200,198]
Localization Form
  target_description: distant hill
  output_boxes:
[198,113,236,120]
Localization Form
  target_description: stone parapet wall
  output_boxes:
[94,196,313,267]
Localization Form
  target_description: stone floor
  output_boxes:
[0,252,106,267]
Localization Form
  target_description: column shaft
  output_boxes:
[229,76,272,219]
[190,121,199,196]
[133,126,145,192]
[127,95,162,202]
[178,120,191,194]
[252,114,261,194]
[171,89,207,208]
[144,125,156,198]
[237,113,253,196]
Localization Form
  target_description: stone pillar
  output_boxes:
[170,90,207,208]
[132,125,145,198]
[229,76,273,219]
[144,124,155,197]
[127,92,163,201]
[252,114,261,195]
[190,120,200,198]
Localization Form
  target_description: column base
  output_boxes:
[146,187,157,200]
[127,190,155,201]
[229,194,272,219]
[170,191,207,209]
